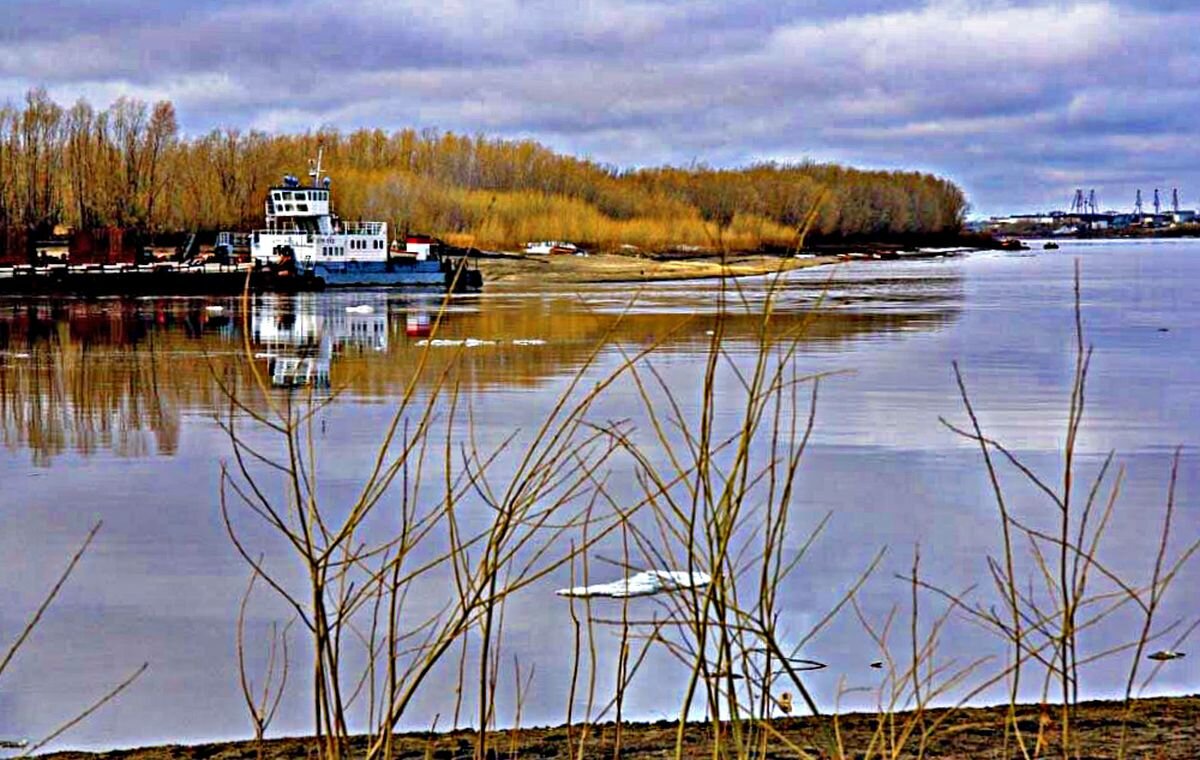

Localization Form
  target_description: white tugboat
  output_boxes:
[248,150,479,289]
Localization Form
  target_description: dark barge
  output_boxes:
[0,226,481,296]
[0,263,309,296]
[0,260,481,297]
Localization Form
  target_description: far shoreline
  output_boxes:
[472,252,840,286]
[40,694,1200,759]
[470,245,987,287]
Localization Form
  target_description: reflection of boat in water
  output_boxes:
[246,150,482,290]
[267,351,330,388]
[252,295,392,387]
[406,311,432,337]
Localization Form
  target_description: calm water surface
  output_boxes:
[0,239,1196,749]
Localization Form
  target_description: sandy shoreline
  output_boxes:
[472,252,840,286]
[41,695,1200,759]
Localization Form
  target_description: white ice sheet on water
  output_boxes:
[555,570,712,598]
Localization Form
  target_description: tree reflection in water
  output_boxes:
[0,280,957,464]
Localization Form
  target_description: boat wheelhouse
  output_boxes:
[251,150,392,270]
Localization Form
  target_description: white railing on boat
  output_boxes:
[341,221,385,235]
[255,221,385,237]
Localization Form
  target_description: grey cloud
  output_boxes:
[1,0,1198,214]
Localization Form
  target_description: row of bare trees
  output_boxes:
[0,90,966,248]
[0,89,177,235]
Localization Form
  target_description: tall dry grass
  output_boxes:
[379,185,799,253]
[216,258,1197,760]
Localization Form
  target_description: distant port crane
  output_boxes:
[1070,188,1100,215]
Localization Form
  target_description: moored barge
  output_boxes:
[0,151,480,297]
[0,262,317,297]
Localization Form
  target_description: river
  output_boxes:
[0,239,1195,750]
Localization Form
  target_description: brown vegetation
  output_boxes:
[0,90,967,253]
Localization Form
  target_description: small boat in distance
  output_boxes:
[525,240,582,255]
[246,150,480,289]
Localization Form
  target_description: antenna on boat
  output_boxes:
[309,146,325,188]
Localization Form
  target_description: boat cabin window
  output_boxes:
[296,204,308,212]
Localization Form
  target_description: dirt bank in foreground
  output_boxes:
[473,253,839,286]
[43,696,1200,760]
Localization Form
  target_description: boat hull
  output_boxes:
[312,260,481,290]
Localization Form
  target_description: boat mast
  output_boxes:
[308,147,324,188]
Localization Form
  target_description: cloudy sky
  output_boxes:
[1,0,1196,216]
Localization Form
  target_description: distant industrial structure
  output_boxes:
[983,188,1198,236]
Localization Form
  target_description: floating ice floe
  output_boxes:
[512,339,547,346]
[1148,650,1186,661]
[416,338,497,348]
[345,304,375,314]
[555,569,712,599]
